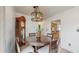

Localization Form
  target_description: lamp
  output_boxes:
[31,6,43,22]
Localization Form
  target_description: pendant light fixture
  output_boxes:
[31,6,43,22]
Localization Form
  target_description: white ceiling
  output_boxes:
[14,6,74,19]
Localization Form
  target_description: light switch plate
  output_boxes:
[77,29,79,32]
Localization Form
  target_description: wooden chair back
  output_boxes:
[29,33,36,37]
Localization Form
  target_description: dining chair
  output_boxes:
[15,39,34,53]
[29,33,36,37]
[49,38,60,53]
[15,39,20,53]
[47,33,52,38]
[21,45,34,53]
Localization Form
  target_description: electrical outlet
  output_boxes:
[77,29,79,32]
[68,43,71,46]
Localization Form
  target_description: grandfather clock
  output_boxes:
[16,16,26,47]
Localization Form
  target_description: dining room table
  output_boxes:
[26,35,51,53]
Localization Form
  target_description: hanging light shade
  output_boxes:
[31,6,43,22]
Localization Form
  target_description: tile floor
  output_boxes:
[21,45,71,53]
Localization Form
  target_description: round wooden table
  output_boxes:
[27,36,51,53]
[30,42,44,53]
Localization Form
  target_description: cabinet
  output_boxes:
[15,16,26,47]
[49,20,60,52]
[51,21,59,40]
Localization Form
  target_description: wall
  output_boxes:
[0,7,5,52]
[16,13,44,38]
[16,7,79,53]
[44,7,79,52]
[4,7,15,53]
[0,6,15,53]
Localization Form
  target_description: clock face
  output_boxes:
[21,21,24,27]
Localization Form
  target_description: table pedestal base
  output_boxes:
[32,46,38,53]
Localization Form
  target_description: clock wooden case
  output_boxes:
[15,16,26,47]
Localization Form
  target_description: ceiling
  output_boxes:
[14,6,74,19]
